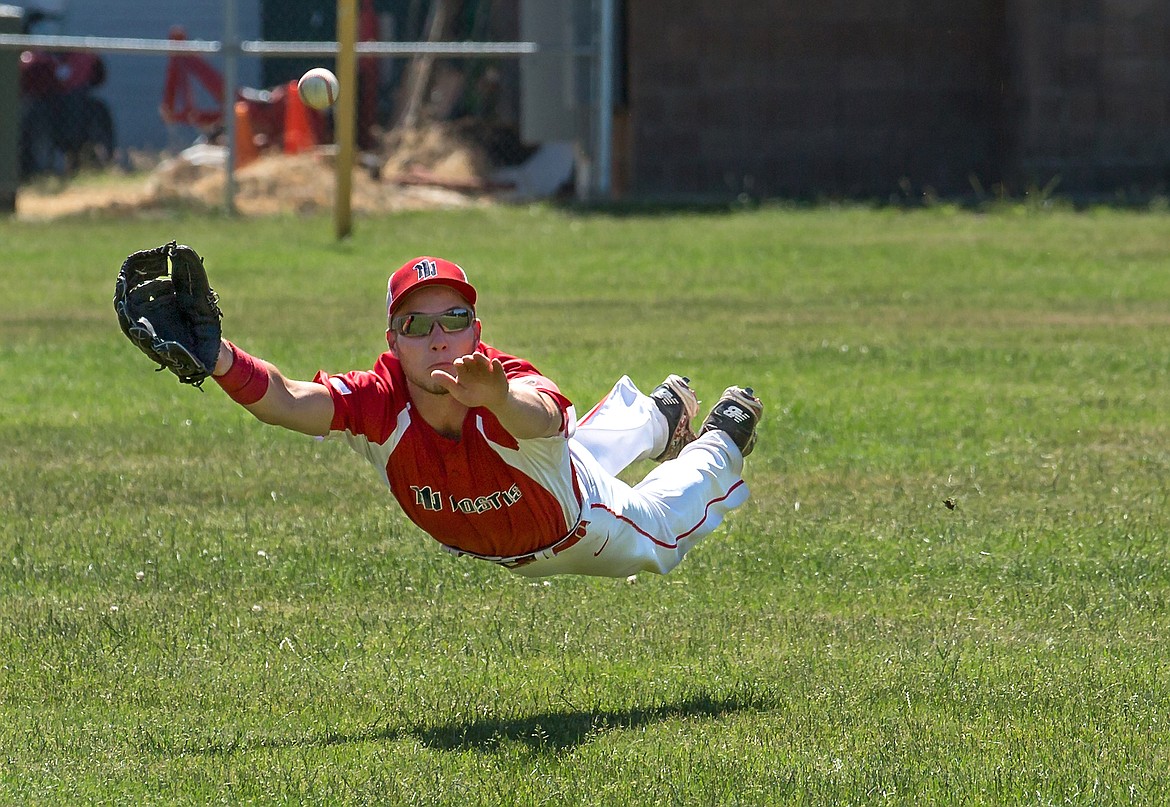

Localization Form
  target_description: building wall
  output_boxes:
[624,0,1169,199]
[1006,0,1170,194]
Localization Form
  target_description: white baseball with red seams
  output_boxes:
[297,67,339,110]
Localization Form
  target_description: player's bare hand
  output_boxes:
[430,353,508,409]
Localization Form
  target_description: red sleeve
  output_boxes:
[313,353,405,443]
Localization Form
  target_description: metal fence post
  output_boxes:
[0,5,21,214]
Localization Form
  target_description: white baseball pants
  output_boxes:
[510,376,750,578]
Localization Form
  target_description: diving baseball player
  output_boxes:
[119,249,763,578]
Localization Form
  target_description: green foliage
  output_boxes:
[2,205,1169,804]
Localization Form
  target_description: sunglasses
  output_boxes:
[390,306,475,337]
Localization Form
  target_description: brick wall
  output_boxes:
[1006,0,1170,194]
[623,0,1169,199]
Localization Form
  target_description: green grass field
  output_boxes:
[2,204,1169,805]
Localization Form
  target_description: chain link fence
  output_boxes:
[0,1,615,212]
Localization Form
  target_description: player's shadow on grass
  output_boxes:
[414,688,767,753]
[175,688,767,757]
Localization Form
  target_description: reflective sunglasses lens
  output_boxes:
[437,309,473,332]
[391,314,427,336]
[393,308,473,337]
[403,315,432,336]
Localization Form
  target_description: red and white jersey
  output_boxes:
[314,344,579,557]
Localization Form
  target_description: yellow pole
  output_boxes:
[334,0,358,239]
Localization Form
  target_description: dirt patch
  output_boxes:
[14,120,530,221]
[16,150,491,221]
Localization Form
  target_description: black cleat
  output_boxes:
[699,386,763,457]
[649,374,699,461]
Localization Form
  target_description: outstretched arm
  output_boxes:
[430,352,563,440]
[212,340,334,437]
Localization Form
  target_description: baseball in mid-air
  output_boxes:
[297,67,340,110]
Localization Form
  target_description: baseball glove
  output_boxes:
[114,241,223,386]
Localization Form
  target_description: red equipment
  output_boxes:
[18,9,115,178]
[159,26,225,129]
[160,4,380,152]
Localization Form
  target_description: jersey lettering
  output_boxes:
[447,483,522,514]
[411,485,443,511]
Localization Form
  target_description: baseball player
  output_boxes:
[206,256,763,577]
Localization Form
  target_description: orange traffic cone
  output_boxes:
[234,101,259,167]
[283,80,318,154]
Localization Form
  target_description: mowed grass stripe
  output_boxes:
[2,204,1169,804]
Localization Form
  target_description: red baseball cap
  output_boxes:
[386,256,477,317]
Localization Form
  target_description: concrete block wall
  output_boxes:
[1006,0,1170,194]
[624,0,1169,199]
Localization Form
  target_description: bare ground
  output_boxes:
[16,151,494,221]
[15,122,515,221]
